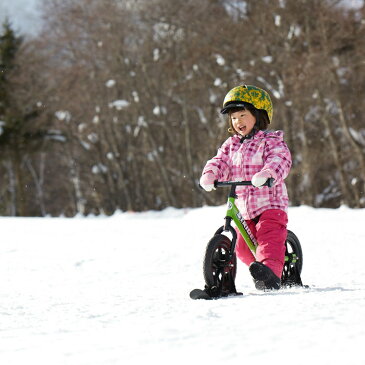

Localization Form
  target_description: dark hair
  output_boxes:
[227,102,270,135]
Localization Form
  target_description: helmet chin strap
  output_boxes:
[239,126,258,143]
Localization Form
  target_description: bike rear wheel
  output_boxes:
[203,234,237,290]
[281,230,303,286]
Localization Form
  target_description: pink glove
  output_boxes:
[252,169,271,187]
[199,172,216,192]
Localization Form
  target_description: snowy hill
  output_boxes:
[0,205,364,364]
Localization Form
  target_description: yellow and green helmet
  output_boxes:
[221,85,273,123]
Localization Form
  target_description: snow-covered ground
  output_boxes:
[0,205,364,365]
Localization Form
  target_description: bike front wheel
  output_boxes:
[203,234,237,289]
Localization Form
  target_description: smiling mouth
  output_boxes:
[238,126,246,133]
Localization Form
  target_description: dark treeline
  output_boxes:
[0,0,364,216]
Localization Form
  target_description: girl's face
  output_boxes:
[230,109,256,136]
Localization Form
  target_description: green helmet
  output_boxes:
[221,85,273,123]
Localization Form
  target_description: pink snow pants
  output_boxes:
[235,209,288,278]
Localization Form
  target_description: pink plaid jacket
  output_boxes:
[202,130,292,220]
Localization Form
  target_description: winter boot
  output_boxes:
[249,261,281,290]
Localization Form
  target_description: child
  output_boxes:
[199,85,292,290]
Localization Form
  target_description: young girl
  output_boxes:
[199,85,292,290]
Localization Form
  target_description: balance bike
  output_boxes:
[190,179,303,300]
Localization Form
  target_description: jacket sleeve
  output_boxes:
[262,131,292,183]
[202,138,232,181]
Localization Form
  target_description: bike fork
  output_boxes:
[214,216,237,258]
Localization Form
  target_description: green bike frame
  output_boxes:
[226,195,258,255]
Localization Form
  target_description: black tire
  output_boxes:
[203,234,237,288]
[281,230,303,285]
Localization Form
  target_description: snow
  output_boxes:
[261,56,273,64]
[349,127,365,146]
[287,24,301,39]
[153,106,160,116]
[91,163,107,174]
[87,133,99,143]
[55,110,71,122]
[214,78,223,86]
[153,48,160,62]
[0,205,364,364]
[132,91,140,103]
[105,80,116,88]
[108,100,129,110]
[215,54,226,66]
[274,14,281,27]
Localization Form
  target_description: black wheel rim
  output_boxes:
[210,244,235,287]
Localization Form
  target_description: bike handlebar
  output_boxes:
[214,178,275,188]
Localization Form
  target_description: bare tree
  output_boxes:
[1,0,364,215]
